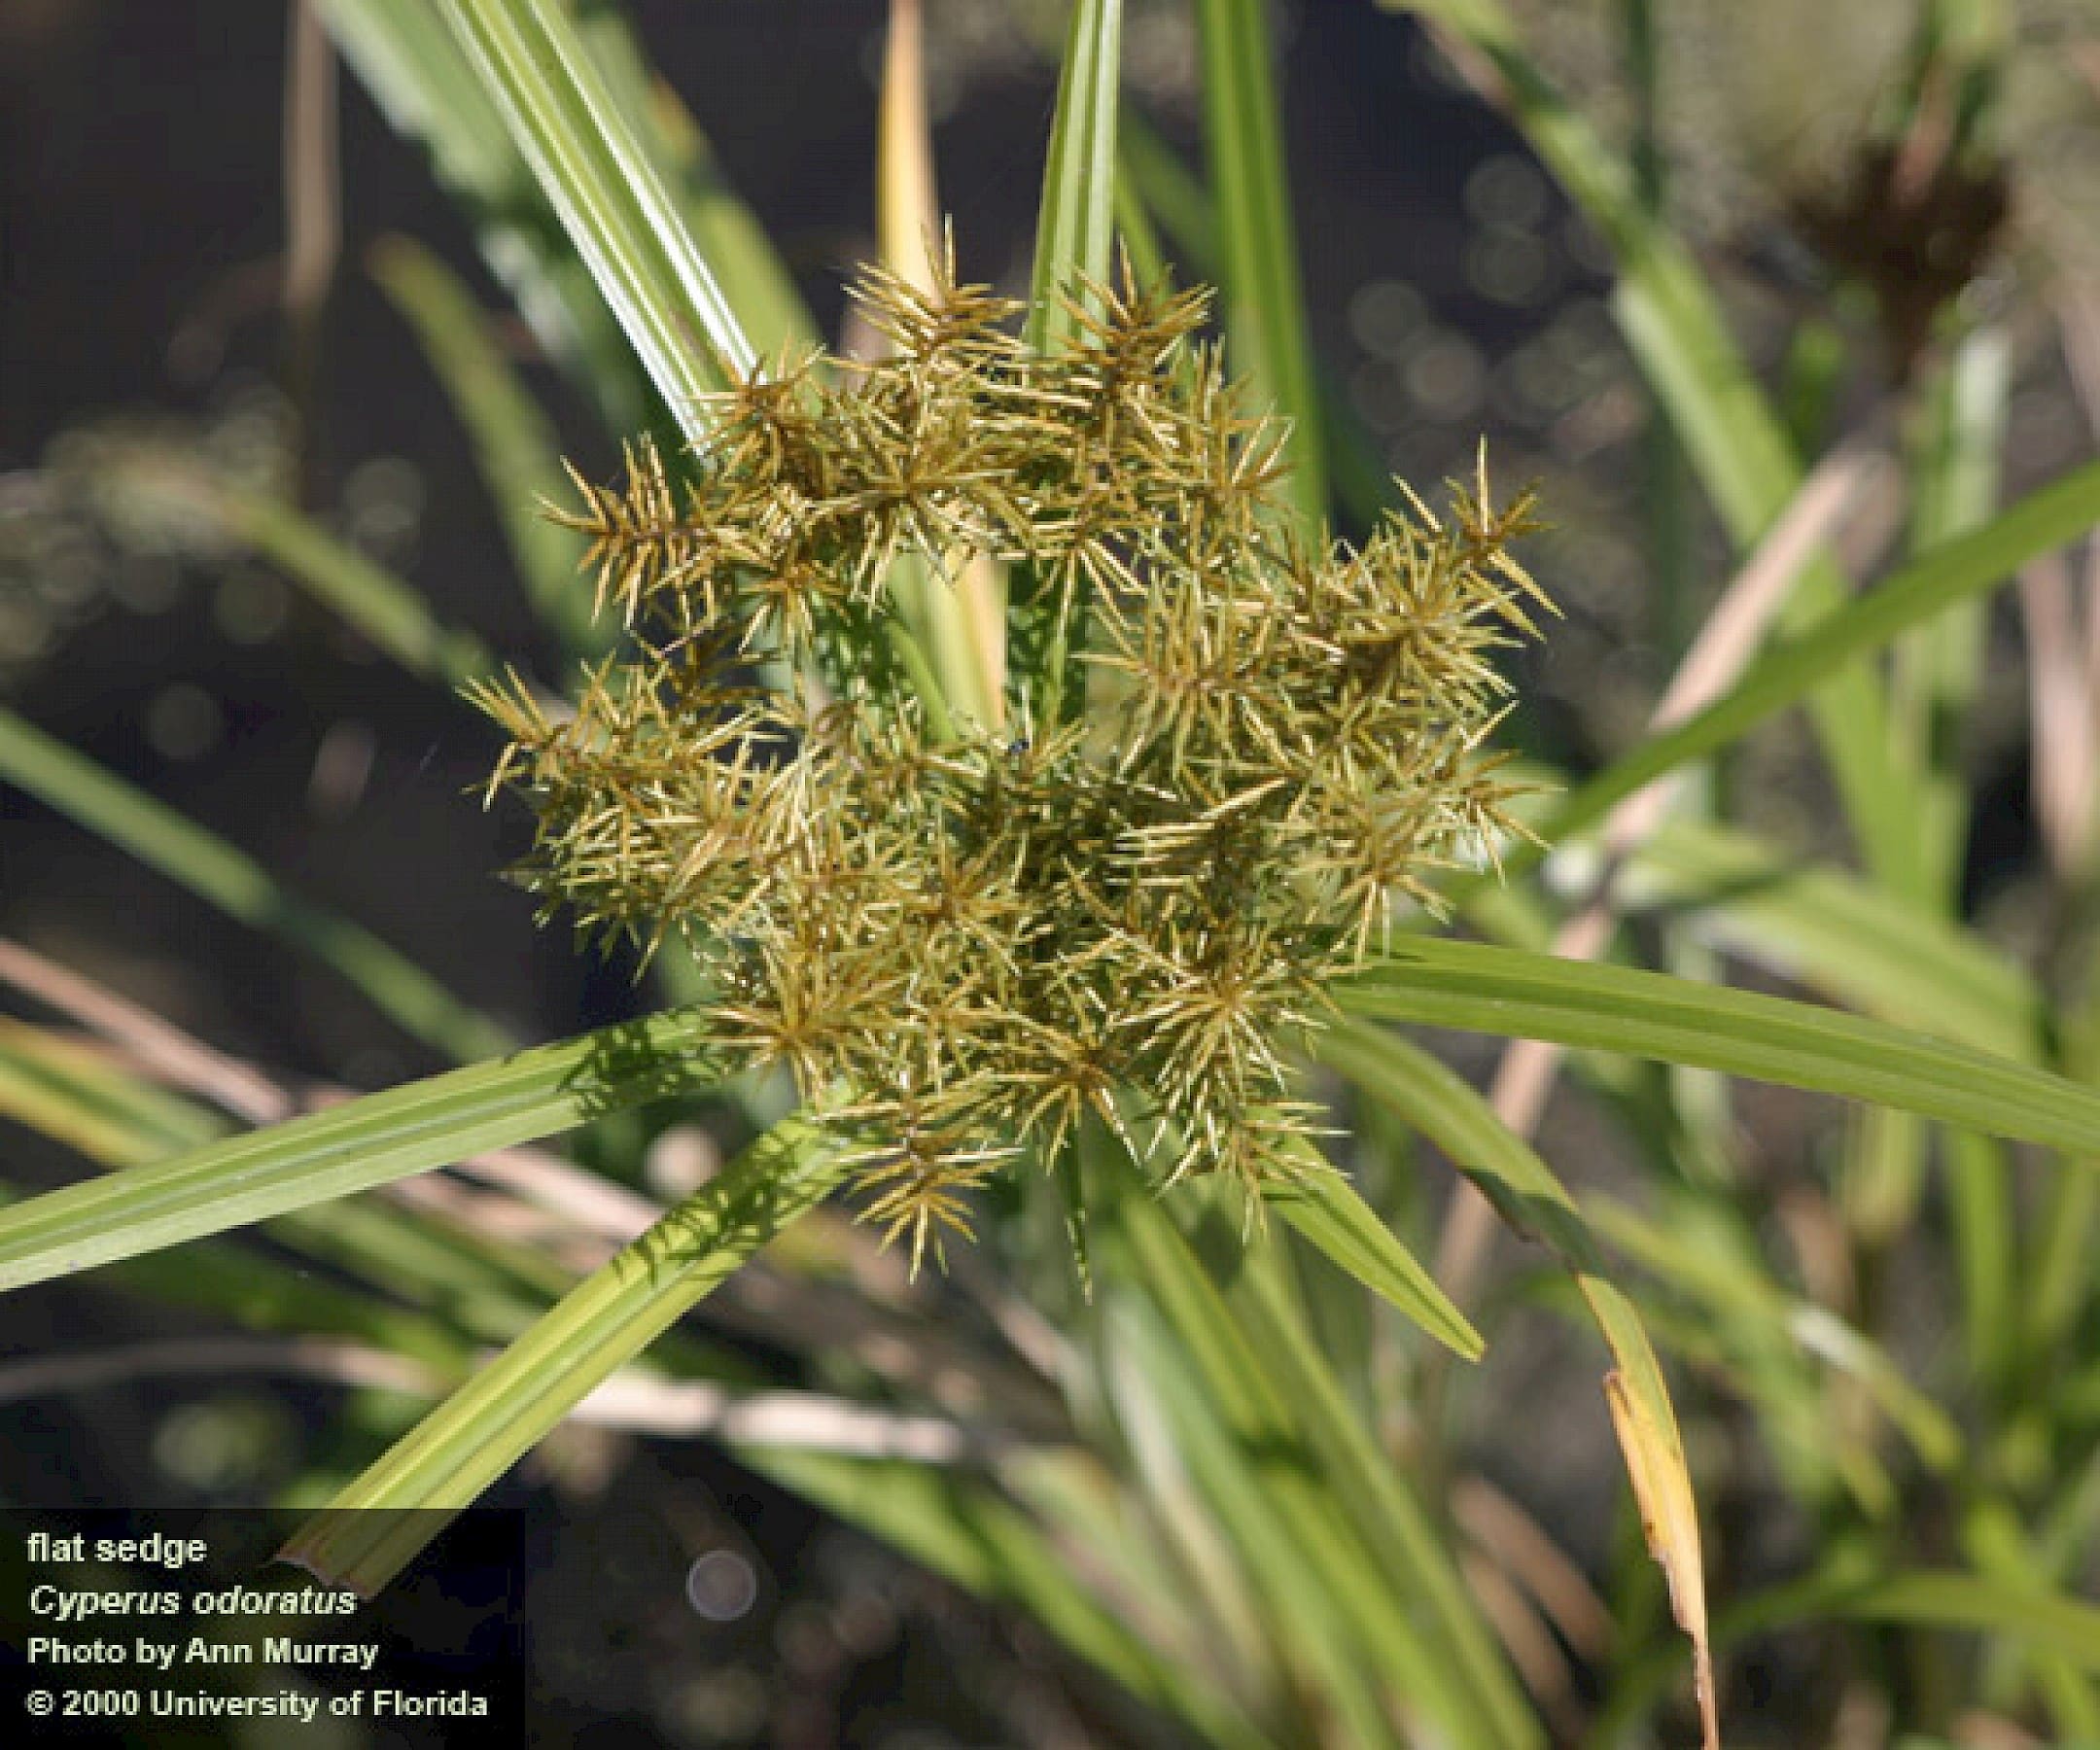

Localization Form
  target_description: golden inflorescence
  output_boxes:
[472,262,1544,1269]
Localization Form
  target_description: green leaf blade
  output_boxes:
[1336,936,2100,1158]
[1027,0,1125,351]
[1620,818,2046,1063]
[281,1119,843,1595]
[1196,0,1325,524]
[0,1013,724,1293]
[1312,1022,1719,1748]
[439,0,754,439]
[1262,1154,1484,1360]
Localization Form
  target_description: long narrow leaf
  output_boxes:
[0,1020,746,1379]
[1595,1562,2100,1740]
[1195,0,1325,524]
[279,1118,841,1595]
[1027,0,1125,350]
[1336,936,2100,1157]
[320,0,650,430]
[0,1023,223,1166]
[1896,323,2011,902]
[1014,0,1126,727]
[1313,1022,1719,1750]
[1260,1154,1483,1359]
[575,12,821,364]
[438,0,754,438]
[1583,1192,1963,1474]
[1616,819,2046,1063]
[1734,1569,2100,1676]
[0,1032,482,1372]
[0,1012,724,1292]
[876,0,1005,729]
[1102,1289,1413,1746]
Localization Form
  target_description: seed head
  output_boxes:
[478,259,1545,1265]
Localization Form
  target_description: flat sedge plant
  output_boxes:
[10,4,2100,1746]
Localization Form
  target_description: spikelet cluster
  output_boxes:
[472,261,1544,1268]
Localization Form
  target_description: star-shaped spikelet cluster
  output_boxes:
[471,261,1543,1268]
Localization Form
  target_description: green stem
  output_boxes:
[884,617,959,744]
